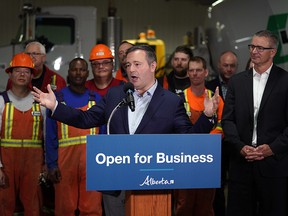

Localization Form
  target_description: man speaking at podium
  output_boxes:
[32,45,219,216]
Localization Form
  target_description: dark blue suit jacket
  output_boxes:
[52,83,214,135]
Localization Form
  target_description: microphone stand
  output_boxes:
[107,98,127,135]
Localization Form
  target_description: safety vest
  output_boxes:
[115,68,128,82]
[183,88,223,134]
[56,91,99,147]
[0,92,43,147]
[50,74,57,91]
[163,75,169,90]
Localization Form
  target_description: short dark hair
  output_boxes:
[126,45,157,64]
[69,57,88,70]
[173,45,193,59]
[254,30,279,48]
[119,40,134,48]
[189,56,207,69]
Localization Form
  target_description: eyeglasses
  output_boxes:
[13,69,31,75]
[91,61,113,68]
[248,44,274,52]
[25,52,45,56]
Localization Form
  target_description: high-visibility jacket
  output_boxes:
[183,87,224,135]
[115,68,128,82]
[0,91,43,147]
[57,93,99,147]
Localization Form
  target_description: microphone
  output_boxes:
[123,82,135,112]
[107,83,135,134]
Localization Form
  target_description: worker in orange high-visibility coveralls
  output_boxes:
[174,56,224,216]
[45,57,102,216]
[0,52,46,216]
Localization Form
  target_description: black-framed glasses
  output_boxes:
[248,44,274,52]
[91,61,113,68]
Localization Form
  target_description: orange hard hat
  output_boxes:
[5,52,36,74]
[89,44,114,61]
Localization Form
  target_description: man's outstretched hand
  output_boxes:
[32,84,56,110]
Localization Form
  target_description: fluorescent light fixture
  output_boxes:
[212,0,224,7]
[208,0,224,18]
[235,37,252,43]
[53,57,62,71]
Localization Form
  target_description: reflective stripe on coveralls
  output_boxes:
[53,91,102,216]
[1,102,42,147]
[58,99,98,147]
[183,88,223,132]
[0,92,43,216]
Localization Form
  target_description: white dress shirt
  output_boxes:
[252,64,272,146]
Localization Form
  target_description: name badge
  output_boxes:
[50,84,57,91]
[31,111,41,116]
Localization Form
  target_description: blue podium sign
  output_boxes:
[87,134,221,191]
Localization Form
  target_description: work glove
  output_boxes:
[48,167,62,184]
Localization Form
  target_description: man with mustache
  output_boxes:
[159,45,193,96]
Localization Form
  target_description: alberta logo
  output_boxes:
[140,175,175,186]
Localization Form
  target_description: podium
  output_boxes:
[86,134,221,216]
[125,190,171,216]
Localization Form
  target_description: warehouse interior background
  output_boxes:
[0,0,210,54]
[0,0,287,83]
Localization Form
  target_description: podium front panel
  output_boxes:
[87,134,221,191]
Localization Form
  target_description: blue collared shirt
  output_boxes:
[128,80,158,134]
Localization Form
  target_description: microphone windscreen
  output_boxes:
[123,82,134,93]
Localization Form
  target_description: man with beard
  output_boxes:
[115,41,134,82]
[158,45,193,96]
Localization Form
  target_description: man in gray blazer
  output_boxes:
[222,30,288,216]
